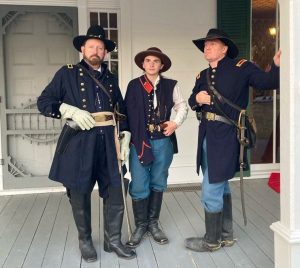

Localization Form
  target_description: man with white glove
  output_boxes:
[37,25,135,262]
[59,103,95,130]
[119,131,131,164]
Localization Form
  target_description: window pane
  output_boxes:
[111,51,118,60]
[110,30,118,44]
[109,13,117,28]
[251,4,278,164]
[111,61,118,76]
[90,12,98,25]
[100,13,108,28]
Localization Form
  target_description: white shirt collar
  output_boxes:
[153,75,160,89]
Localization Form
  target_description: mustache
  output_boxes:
[90,55,100,59]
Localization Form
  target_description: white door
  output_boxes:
[0,6,78,190]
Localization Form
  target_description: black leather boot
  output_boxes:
[69,190,97,262]
[103,185,136,259]
[221,194,236,247]
[147,190,168,244]
[185,211,222,252]
[126,198,149,248]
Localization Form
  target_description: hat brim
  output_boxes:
[134,50,171,72]
[192,36,239,59]
[73,36,116,52]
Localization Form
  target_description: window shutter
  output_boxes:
[217,0,251,59]
[218,0,252,177]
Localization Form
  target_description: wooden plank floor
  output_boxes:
[0,179,279,268]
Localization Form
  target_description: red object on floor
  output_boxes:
[268,172,280,193]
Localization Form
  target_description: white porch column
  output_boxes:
[77,0,88,31]
[119,0,133,93]
[270,1,300,267]
[77,0,88,60]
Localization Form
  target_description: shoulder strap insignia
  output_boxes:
[67,64,73,69]
[196,72,201,79]
[236,59,247,67]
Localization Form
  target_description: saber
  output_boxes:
[115,104,132,236]
[238,111,247,225]
[118,157,133,236]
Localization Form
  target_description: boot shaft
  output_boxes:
[103,186,125,243]
[222,194,233,240]
[132,198,149,227]
[148,190,163,226]
[204,211,222,244]
[69,190,92,240]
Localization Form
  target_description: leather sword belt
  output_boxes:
[91,112,116,127]
[148,122,168,133]
[201,111,231,125]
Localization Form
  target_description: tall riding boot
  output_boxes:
[147,190,168,244]
[126,198,149,248]
[221,194,236,247]
[69,190,97,262]
[103,185,136,259]
[185,211,222,252]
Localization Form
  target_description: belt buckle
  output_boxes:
[206,112,215,121]
[149,124,155,133]
[97,114,106,122]
[104,115,112,121]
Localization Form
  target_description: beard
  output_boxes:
[85,55,101,67]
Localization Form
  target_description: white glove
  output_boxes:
[119,131,131,162]
[59,103,95,130]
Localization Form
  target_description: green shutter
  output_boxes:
[217,0,251,177]
[217,0,250,60]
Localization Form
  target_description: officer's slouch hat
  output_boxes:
[193,28,239,59]
[73,25,116,52]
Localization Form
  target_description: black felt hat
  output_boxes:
[193,28,239,59]
[73,25,116,52]
[134,47,172,72]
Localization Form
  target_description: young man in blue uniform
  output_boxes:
[37,25,135,261]
[185,29,281,252]
[125,48,188,248]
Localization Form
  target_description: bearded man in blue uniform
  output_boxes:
[125,48,188,248]
[37,25,135,261]
[185,29,281,252]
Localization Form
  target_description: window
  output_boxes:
[89,11,119,77]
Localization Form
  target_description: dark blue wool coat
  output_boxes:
[189,56,279,183]
[37,60,127,194]
[125,76,176,165]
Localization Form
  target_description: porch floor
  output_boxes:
[0,179,279,268]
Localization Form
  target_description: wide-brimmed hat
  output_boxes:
[134,47,172,72]
[192,28,239,59]
[73,25,116,52]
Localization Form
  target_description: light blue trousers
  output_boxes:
[129,138,173,200]
[201,137,231,212]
